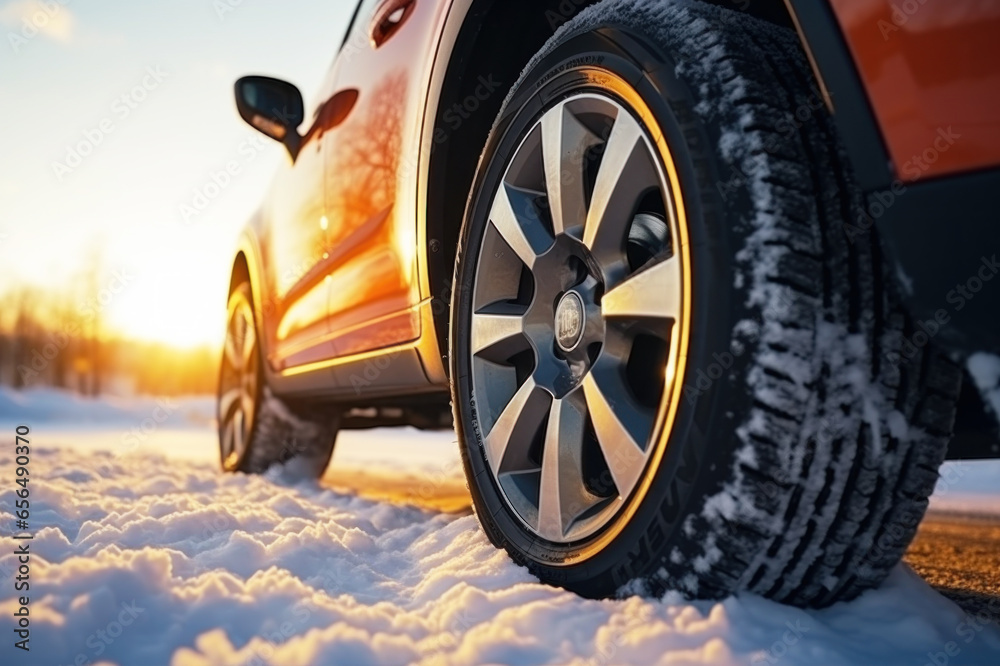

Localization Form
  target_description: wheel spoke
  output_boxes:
[471,308,527,359]
[537,390,602,540]
[220,293,260,469]
[542,104,600,236]
[241,316,257,367]
[484,377,547,476]
[221,418,235,457]
[584,111,656,273]
[219,388,241,421]
[470,93,686,543]
[241,393,255,424]
[602,255,682,321]
[224,328,242,369]
[233,409,246,457]
[582,368,653,499]
[490,183,552,269]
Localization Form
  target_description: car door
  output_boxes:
[319,0,445,359]
[259,82,334,371]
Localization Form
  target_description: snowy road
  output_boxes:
[1,389,999,665]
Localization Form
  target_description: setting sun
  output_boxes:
[104,265,228,349]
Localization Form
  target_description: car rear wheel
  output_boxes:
[449,0,960,606]
[218,281,340,478]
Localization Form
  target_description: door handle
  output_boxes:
[370,0,416,48]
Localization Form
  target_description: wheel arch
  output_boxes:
[424,0,595,370]
[228,228,269,361]
[228,251,250,296]
[423,0,831,372]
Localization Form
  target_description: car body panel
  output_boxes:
[251,0,456,384]
[828,0,1000,181]
[234,0,997,408]
[313,0,454,377]
[318,0,424,360]
[257,107,329,370]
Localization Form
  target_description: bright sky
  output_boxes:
[0,0,356,348]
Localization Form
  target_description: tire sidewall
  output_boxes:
[219,282,265,473]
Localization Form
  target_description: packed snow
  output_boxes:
[1,388,999,665]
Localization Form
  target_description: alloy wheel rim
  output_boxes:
[219,295,258,470]
[470,92,688,543]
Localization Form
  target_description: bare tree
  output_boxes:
[80,246,104,397]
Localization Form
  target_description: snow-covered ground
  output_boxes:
[1,388,999,665]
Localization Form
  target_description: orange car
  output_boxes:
[219,0,1000,607]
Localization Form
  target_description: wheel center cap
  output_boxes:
[555,292,586,353]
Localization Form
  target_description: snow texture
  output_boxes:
[0,388,998,664]
[0,387,214,429]
[1,442,999,666]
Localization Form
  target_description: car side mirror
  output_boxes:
[234,75,305,159]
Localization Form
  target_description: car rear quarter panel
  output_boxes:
[828,0,1000,180]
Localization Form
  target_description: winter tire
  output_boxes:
[449,0,960,606]
[218,281,341,478]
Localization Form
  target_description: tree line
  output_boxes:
[0,284,217,397]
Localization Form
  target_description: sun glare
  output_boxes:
[105,268,228,350]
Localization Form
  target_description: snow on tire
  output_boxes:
[453,0,961,607]
[218,281,340,480]
[241,387,340,480]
